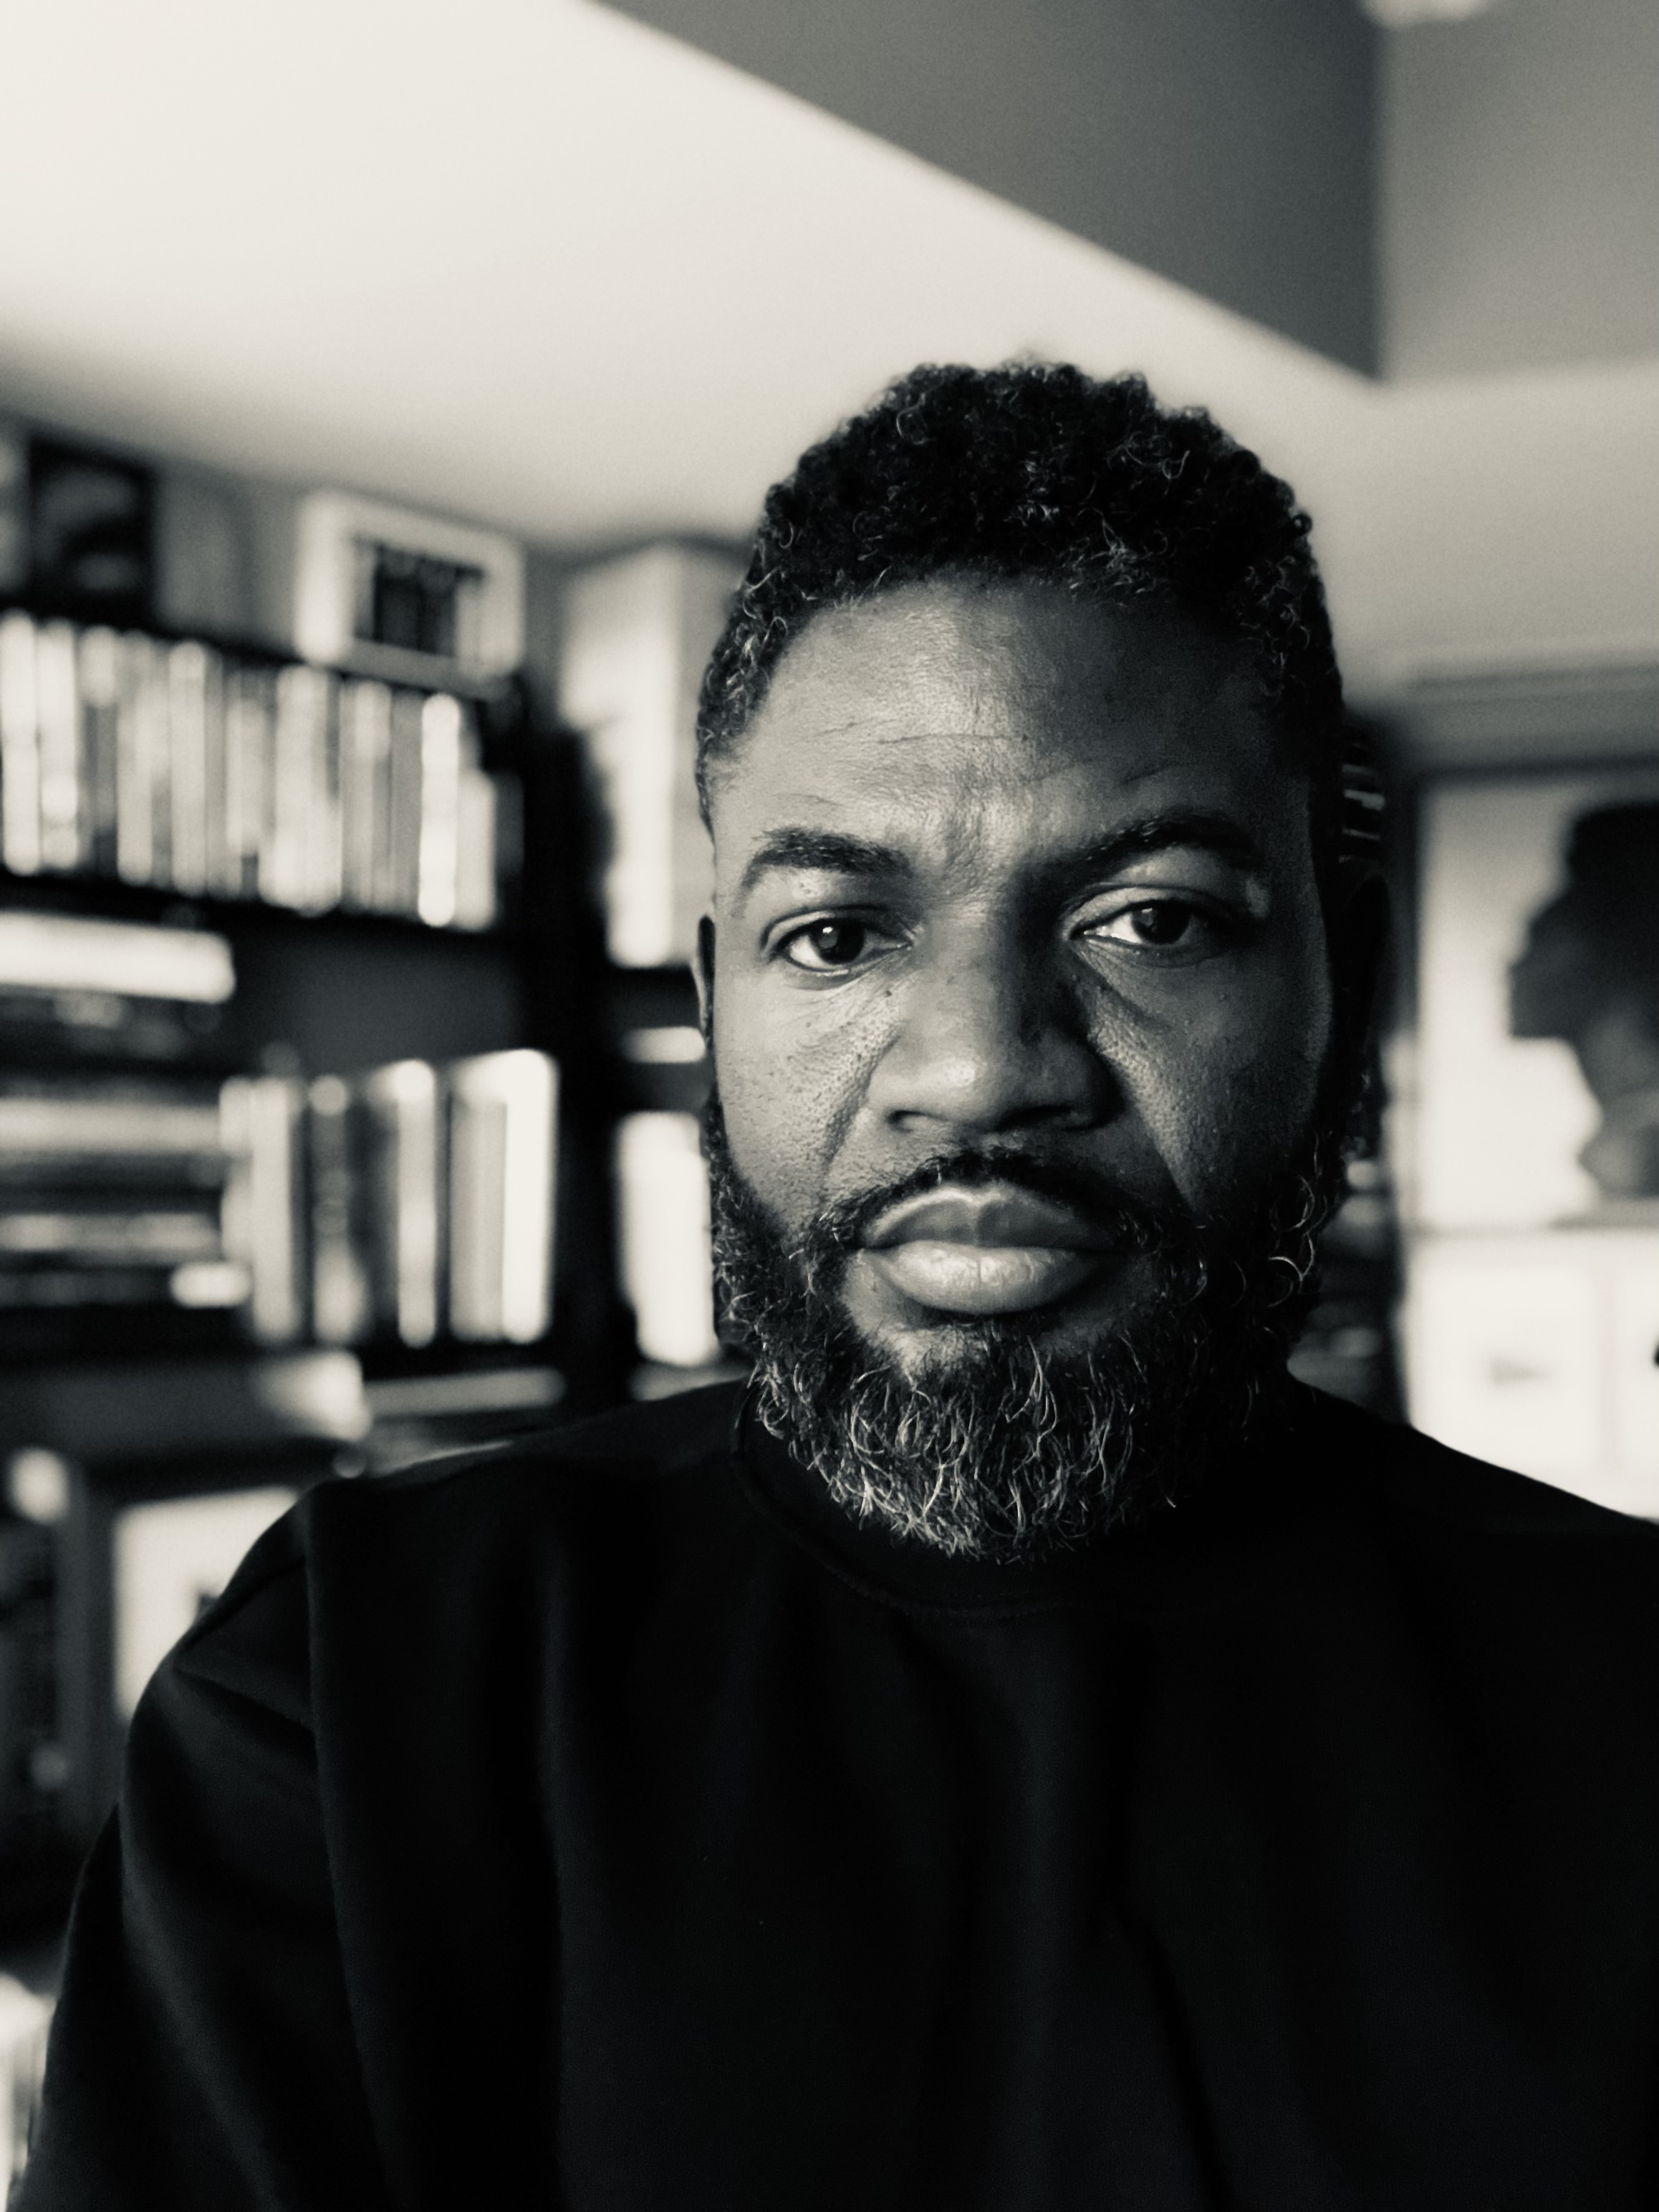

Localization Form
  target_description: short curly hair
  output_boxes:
[697,361,1357,854]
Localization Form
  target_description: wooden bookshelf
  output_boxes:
[0,425,636,1925]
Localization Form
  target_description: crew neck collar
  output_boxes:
[729,1378,1328,1616]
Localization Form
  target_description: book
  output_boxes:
[77,627,122,877]
[453,765,500,931]
[0,1206,221,1265]
[115,630,168,888]
[267,664,320,911]
[614,1110,718,1367]
[223,662,275,900]
[307,1073,371,1347]
[416,693,464,927]
[0,1081,224,1160]
[448,1049,557,1344]
[218,1075,306,1346]
[361,1059,443,1347]
[340,678,392,912]
[385,688,425,917]
[0,609,42,876]
[33,620,82,874]
[0,909,234,1004]
[165,640,206,895]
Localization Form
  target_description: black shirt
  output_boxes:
[23,1383,1659,2209]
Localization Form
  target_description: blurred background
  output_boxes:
[0,0,1654,2140]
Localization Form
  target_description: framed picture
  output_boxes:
[1410,764,1659,1233]
[292,491,524,688]
[1402,762,1659,1510]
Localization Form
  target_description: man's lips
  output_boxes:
[859,1183,1121,1317]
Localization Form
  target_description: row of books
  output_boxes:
[0,610,514,928]
[226,1050,558,1350]
[0,1050,557,1354]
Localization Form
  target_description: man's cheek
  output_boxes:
[1133,1041,1318,1212]
[718,1059,825,1231]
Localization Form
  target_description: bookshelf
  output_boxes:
[0,425,638,1943]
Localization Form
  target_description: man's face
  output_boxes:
[702,577,1334,1378]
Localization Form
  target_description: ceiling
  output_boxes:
[0,0,1654,702]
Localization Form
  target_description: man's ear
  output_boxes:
[693,914,716,1047]
[1331,861,1390,1046]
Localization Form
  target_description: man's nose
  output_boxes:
[865,921,1120,1138]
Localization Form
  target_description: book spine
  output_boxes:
[268,665,317,909]
[167,640,211,896]
[0,1206,221,1264]
[415,694,463,927]
[308,673,343,913]
[0,1092,225,1156]
[78,627,122,877]
[0,610,42,876]
[448,1049,556,1345]
[340,679,391,913]
[115,633,167,887]
[219,1074,306,1346]
[452,766,499,931]
[230,665,276,903]
[221,665,249,899]
[201,646,234,898]
[307,1073,370,1345]
[385,690,424,917]
[363,1060,441,1347]
[34,620,82,874]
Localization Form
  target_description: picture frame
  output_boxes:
[1400,761,1659,1510]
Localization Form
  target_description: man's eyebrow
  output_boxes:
[1074,809,1266,875]
[733,811,1266,904]
[735,828,910,903]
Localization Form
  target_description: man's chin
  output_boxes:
[703,1091,1342,1562]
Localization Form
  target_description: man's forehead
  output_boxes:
[708,577,1289,858]
[748,577,1256,743]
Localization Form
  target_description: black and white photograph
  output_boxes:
[0,0,1655,2204]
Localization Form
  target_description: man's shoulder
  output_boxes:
[1293,1385,1659,1558]
[164,1382,749,1710]
[377,1375,745,1497]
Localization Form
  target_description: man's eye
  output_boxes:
[779,919,877,971]
[1104,901,1193,945]
[1084,900,1220,953]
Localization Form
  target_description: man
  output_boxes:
[25,365,1659,2208]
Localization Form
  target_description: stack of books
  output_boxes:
[0,610,511,929]
[0,912,244,1358]
[0,1073,238,1339]
[0,911,558,1359]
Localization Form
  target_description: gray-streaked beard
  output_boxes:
[706,1097,1345,1563]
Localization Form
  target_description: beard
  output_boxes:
[706,1096,1349,1563]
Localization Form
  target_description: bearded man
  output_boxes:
[24,366,1659,2211]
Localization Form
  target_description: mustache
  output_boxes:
[786,1145,1186,1259]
